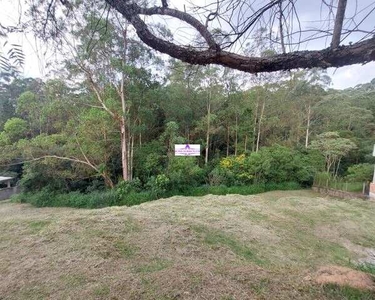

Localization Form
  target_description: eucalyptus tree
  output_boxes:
[0,77,43,129]
[310,132,357,175]
[198,66,224,164]
[47,0,162,182]
[286,69,331,147]
[163,60,204,141]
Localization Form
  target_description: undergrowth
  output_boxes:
[13,181,301,209]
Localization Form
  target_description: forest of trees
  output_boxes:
[0,1,374,208]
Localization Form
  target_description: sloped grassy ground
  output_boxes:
[0,190,374,299]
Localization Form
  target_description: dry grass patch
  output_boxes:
[1,191,375,299]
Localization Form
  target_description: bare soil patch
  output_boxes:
[314,265,375,290]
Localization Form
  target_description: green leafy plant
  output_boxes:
[346,163,374,182]
[146,174,170,196]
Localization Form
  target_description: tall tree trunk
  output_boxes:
[205,90,211,164]
[120,118,129,181]
[256,99,265,153]
[244,135,248,153]
[305,102,311,148]
[234,114,238,156]
[226,124,230,157]
[335,157,342,177]
[120,23,129,181]
[130,134,134,180]
[252,95,259,152]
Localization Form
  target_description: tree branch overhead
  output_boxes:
[104,0,375,73]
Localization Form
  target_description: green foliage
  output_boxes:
[356,263,375,275]
[146,174,170,196]
[117,192,155,206]
[314,172,364,192]
[159,121,185,154]
[15,181,300,209]
[346,163,374,182]
[167,157,205,190]
[15,189,119,208]
[17,91,37,115]
[211,146,323,186]
[132,141,165,182]
[19,162,68,193]
[0,131,10,146]
[2,117,28,143]
[14,188,156,208]
[173,182,301,197]
[1,42,374,206]
[116,178,142,197]
[310,132,357,174]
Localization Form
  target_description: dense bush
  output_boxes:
[166,157,205,190]
[345,163,374,182]
[20,162,107,193]
[15,188,156,208]
[14,181,301,208]
[132,141,166,182]
[15,188,119,208]
[117,178,142,197]
[20,163,68,193]
[210,145,323,186]
[14,145,318,209]
[146,174,170,196]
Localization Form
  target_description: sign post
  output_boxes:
[370,145,375,200]
[174,144,200,156]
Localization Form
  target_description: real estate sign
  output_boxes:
[175,144,200,156]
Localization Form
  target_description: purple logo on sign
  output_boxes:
[175,144,200,156]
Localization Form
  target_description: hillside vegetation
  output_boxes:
[1,190,375,299]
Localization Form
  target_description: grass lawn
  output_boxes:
[0,190,374,299]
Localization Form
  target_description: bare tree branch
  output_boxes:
[138,5,220,51]
[331,0,347,48]
[104,0,375,74]
[0,155,99,172]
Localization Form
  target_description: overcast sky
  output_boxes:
[1,0,375,89]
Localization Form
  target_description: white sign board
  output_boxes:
[373,144,375,156]
[175,144,200,156]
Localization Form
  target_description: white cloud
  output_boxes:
[328,62,375,89]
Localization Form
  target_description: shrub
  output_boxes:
[346,163,374,182]
[132,141,166,182]
[167,157,205,190]
[212,146,322,186]
[146,174,170,196]
[208,167,236,186]
[15,189,119,208]
[20,163,68,193]
[2,117,28,143]
[116,178,142,198]
[14,180,301,209]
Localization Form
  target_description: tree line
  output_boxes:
[0,4,374,206]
